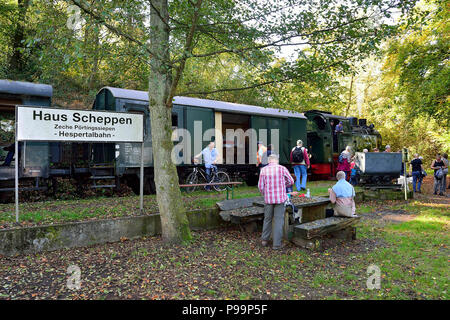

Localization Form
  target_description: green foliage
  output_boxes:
[0,0,420,108]
[0,113,14,143]
[341,0,450,163]
[383,0,449,127]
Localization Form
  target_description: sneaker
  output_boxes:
[261,240,269,247]
[272,243,285,250]
[439,193,444,196]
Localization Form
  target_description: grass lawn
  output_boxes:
[0,178,447,299]
[0,180,348,228]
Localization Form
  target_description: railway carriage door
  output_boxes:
[185,106,214,163]
[171,105,185,164]
[288,118,307,164]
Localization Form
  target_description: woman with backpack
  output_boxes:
[290,140,310,191]
[431,154,447,196]
[337,146,352,180]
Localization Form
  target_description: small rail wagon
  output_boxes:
[0,80,53,198]
[354,151,403,185]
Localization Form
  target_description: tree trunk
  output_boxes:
[148,0,192,244]
[345,74,354,117]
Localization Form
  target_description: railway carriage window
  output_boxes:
[313,116,326,131]
[172,113,178,129]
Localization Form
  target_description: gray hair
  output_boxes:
[297,140,303,146]
[268,153,279,162]
[345,146,352,152]
[336,171,346,180]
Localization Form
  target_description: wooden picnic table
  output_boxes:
[219,194,359,250]
[253,196,331,223]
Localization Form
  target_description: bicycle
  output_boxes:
[184,163,230,193]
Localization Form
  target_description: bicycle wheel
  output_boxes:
[211,171,231,192]
[185,172,198,193]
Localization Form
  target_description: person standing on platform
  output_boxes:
[431,154,446,196]
[337,146,352,180]
[258,154,294,250]
[194,141,218,191]
[410,153,424,193]
[256,141,267,169]
[290,140,310,191]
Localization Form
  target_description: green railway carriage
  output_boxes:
[93,87,307,192]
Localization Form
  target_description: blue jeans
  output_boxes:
[412,171,422,192]
[350,174,359,186]
[205,165,217,190]
[293,165,307,191]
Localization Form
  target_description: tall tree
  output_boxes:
[8,0,31,78]
[69,0,416,243]
[148,0,193,243]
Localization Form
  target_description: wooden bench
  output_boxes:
[291,216,360,250]
[179,181,243,199]
[216,196,264,232]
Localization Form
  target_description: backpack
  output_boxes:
[292,147,304,163]
[434,168,443,180]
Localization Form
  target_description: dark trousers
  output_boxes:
[350,174,359,186]
[3,150,14,166]
[261,203,285,248]
[205,165,217,190]
[412,171,422,192]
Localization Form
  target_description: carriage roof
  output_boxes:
[100,86,306,119]
[0,80,53,98]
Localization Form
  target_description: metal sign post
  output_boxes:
[140,142,144,214]
[14,105,144,222]
[14,114,19,223]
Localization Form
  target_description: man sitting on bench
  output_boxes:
[328,171,358,218]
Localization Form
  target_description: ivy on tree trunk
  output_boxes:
[148,0,192,244]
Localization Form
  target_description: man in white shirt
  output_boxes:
[194,141,218,190]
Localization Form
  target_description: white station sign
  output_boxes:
[17,106,144,142]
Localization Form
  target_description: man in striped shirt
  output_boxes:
[258,153,294,249]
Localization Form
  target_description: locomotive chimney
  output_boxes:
[349,117,358,126]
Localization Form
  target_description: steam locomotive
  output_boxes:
[0,80,393,200]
